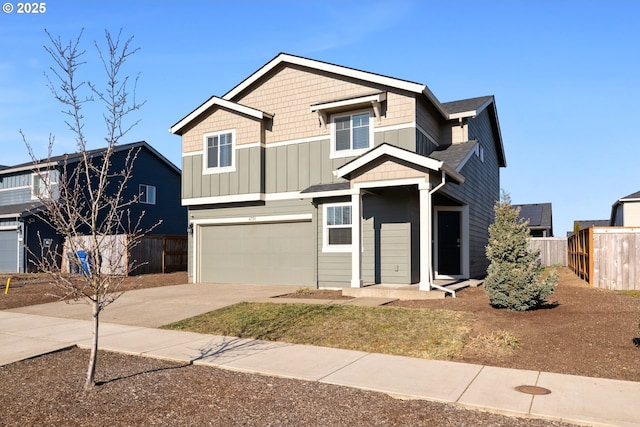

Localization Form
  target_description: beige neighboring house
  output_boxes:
[610,190,640,226]
[170,53,506,291]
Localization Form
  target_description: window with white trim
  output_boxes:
[31,171,56,200]
[331,111,372,158]
[204,130,235,173]
[323,203,352,252]
[139,184,156,205]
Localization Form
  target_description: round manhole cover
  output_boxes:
[515,385,551,395]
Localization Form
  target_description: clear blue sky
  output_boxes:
[1,0,638,235]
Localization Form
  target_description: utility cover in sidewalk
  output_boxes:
[515,385,551,395]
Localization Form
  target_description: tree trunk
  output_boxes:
[84,300,99,390]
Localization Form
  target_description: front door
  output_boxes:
[437,210,461,276]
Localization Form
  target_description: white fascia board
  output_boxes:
[0,161,58,175]
[336,144,443,178]
[310,92,387,113]
[447,97,494,120]
[191,213,312,226]
[224,53,426,101]
[170,97,272,135]
[0,224,20,229]
[299,188,355,199]
[182,193,263,206]
[618,198,640,203]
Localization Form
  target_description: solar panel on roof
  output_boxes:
[518,205,543,226]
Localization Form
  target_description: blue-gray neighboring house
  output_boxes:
[0,141,186,273]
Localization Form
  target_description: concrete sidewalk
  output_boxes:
[2,284,640,426]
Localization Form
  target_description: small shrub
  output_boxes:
[484,193,558,311]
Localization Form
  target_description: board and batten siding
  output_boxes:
[182,127,417,200]
[439,108,501,278]
[182,146,263,199]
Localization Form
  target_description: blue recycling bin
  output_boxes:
[77,250,90,274]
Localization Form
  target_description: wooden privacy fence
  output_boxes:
[568,227,640,290]
[529,237,567,266]
[63,234,187,275]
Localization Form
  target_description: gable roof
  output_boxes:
[0,141,181,176]
[170,96,273,136]
[170,52,506,167]
[513,203,553,233]
[336,143,465,184]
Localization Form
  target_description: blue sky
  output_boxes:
[1,0,638,235]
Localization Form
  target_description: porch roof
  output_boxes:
[0,202,44,219]
[335,143,465,184]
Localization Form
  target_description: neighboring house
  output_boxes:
[513,203,553,237]
[0,141,186,273]
[610,190,640,226]
[170,53,506,291]
[571,219,609,235]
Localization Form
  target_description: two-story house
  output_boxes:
[170,53,506,291]
[0,141,186,273]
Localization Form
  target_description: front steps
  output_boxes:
[341,279,483,300]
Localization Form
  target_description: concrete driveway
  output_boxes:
[7,283,301,327]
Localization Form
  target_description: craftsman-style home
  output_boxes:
[171,53,506,291]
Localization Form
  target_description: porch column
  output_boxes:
[351,190,363,288]
[418,182,431,291]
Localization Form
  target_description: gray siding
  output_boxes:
[374,127,415,151]
[183,128,418,200]
[439,108,501,278]
[316,197,351,288]
[362,191,416,284]
[0,170,60,206]
[182,146,263,199]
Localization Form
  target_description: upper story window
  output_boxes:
[331,111,372,158]
[323,202,353,252]
[139,184,156,205]
[204,130,235,174]
[31,171,56,200]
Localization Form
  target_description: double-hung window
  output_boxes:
[331,111,372,158]
[323,203,352,252]
[204,130,235,173]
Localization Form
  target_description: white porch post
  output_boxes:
[419,182,432,291]
[350,190,363,288]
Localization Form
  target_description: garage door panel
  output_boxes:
[200,222,313,286]
[0,230,19,273]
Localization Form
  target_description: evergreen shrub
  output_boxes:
[484,194,558,311]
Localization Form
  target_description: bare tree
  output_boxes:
[22,28,150,389]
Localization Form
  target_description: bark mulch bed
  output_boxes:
[0,347,574,427]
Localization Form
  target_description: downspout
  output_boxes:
[426,170,452,294]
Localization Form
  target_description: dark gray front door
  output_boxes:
[437,211,461,276]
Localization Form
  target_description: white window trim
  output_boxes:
[31,171,57,200]
[329,110,373,159]
[139,184,156,205]
[203,129,236,174]
[322,202,353,253]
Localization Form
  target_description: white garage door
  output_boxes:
[199,221,314,286]
[0,229,19,273]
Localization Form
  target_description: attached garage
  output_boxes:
[197,217,314,286]
[0,227,20,273]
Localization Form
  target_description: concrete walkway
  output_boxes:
[2,284,640,427]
